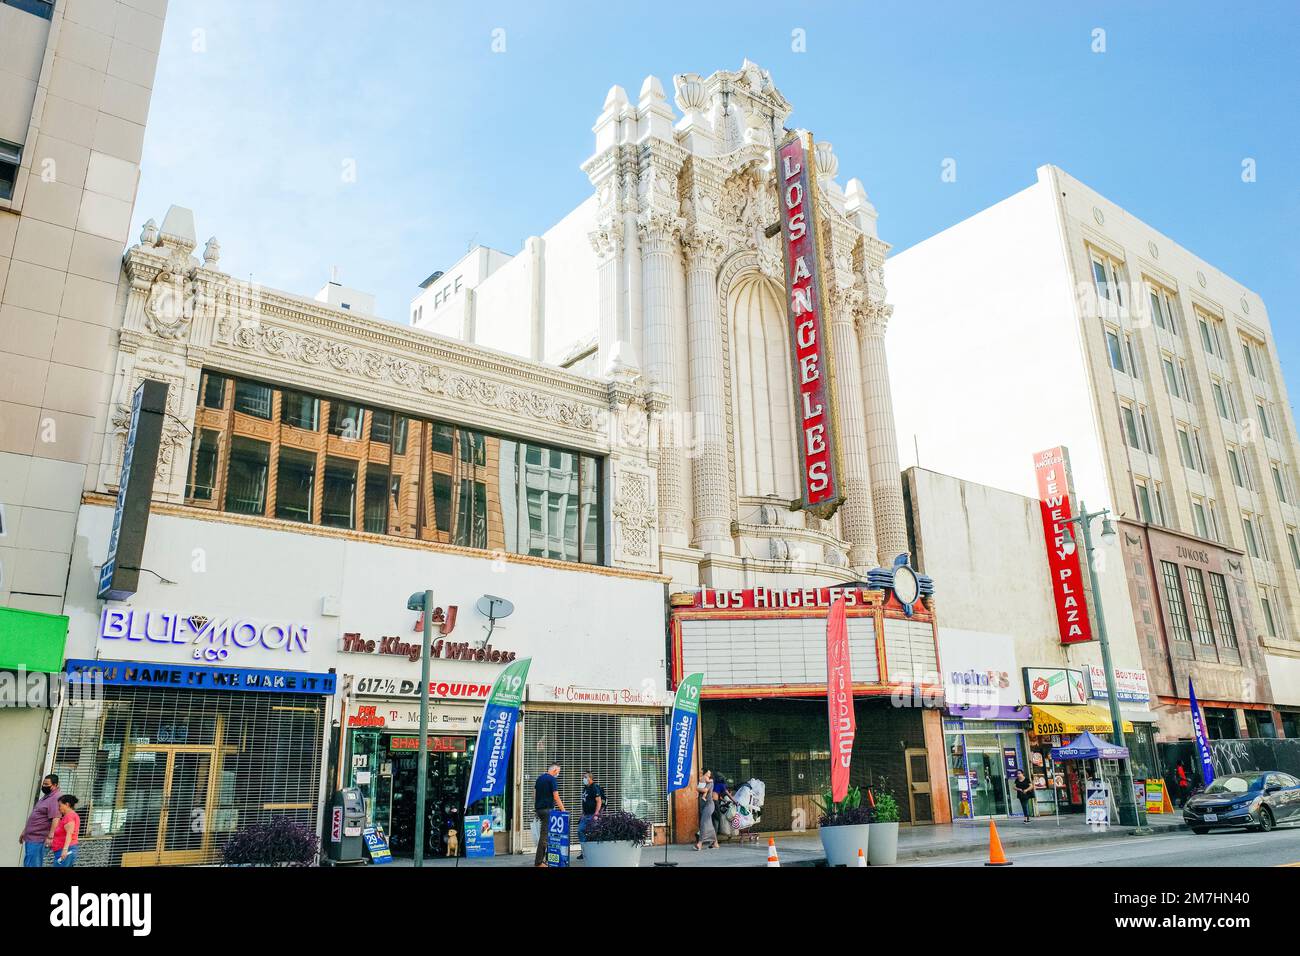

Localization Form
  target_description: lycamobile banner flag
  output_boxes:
[464,656,532,810]
[667,673,704,794]
[1188,677,1215,787]
[826,595,855,803]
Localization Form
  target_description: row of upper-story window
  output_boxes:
[1092,251,1276,392]
[1120,389,1295,501]
[1157,558,1241,654]
[184,371,604,565]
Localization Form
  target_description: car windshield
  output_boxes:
[1204,774,1261,795]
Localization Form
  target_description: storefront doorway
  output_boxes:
[51,684,329,867]
[347,731,498,858]
[944,720,1027,820]
[118,742,234,866]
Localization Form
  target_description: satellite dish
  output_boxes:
[476,595,514,643]
[477,595,514,620]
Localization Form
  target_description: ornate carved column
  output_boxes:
[640,212,688,546]
[682,225,732,554]
[859,302,908,562]
[828,290,879,572]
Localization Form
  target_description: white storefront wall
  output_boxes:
[60,503,668,847]
[64,504,666,691]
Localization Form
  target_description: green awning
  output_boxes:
[0,606,69,673]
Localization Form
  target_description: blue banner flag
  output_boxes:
[464,657,532,810]
[667,673,704,794]
[1188,678,1215,787]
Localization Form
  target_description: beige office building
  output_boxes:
[0,0,168,860]
[887,165,1300,740]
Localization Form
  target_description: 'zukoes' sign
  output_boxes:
[778,131,842,519]
[1033,446,1094,645]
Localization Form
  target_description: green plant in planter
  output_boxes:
[872,791,901,824]
[814,785,874,828]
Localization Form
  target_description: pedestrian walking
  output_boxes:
[1013,770,1034,823]
[51,796,80,868]
[533,762,564,868]
[18,773,61,867]
[576,771,604,860]
[695,771,719,850]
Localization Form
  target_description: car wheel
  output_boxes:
[1190,827,1209,835]
[1256,807,1275,833]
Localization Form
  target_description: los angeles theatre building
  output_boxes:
[426,61,954,832]
[47,210,668,865]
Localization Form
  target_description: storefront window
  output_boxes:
[226,436,269,515]
[185,371,605,566]
[185,429,220,501]
[944,720,1028,819]
[51,688,325,866]
[275,448,315,523]
[322,457,358,529]
[521,710,666,849]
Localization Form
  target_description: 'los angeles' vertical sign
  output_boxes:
[777,131,842,519]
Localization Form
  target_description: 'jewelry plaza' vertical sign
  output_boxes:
[777,131,843,519]
[1033,446,1094,645]
[98,379,169,601]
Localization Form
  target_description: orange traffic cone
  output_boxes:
[857,847,867,867]
[985,820,1013,866]
[767,837,780,867]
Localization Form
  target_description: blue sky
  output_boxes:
[135,1,1298,375]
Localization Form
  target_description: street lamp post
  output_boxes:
[407,589,435,867]
[1060,500,1149,831]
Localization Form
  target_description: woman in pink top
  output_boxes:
[51,795,80,868]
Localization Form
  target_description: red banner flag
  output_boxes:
[826,595,855,803]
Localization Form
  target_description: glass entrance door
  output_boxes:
[965,744,1009,817]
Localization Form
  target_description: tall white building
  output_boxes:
[0,0,168,857]
[887,165,1300,740]
[406,61,957,830]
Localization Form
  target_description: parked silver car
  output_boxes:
[1183,771,1300,834]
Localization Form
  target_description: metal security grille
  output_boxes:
[51,687,325,866]
[520,710,665,850]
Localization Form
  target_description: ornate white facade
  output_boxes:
[436,61,911,589]
[97,208,664,575]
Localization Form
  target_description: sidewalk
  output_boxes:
[373,813,1187,868]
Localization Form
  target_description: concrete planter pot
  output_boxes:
[581,840,643,867]
[868,822,899,865]
[818,823,869,867]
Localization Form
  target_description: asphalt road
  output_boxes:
[911,821,1300,867]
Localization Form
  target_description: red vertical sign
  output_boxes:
[826,595,855,802]
[778,132,841,518]
[1033,446,1094,645]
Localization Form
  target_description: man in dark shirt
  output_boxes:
[576,771,605,859]
[18,774,61,867]
[533,762,564,867]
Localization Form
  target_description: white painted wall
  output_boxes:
[64,505,668,699]
[538,195,600,365]
[886,177,1114,512]
[410,246,513,340]
[908,468,1149,689]
[1266,654,1300,707]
